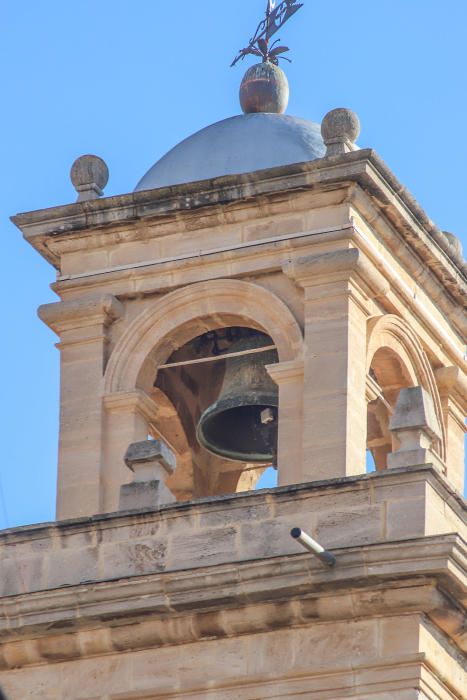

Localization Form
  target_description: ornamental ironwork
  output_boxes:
[231,0,304,67]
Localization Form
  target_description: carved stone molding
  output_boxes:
[38,294,123,335]
[283,247,390,301]
[0,535,463,670]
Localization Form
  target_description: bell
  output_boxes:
[196,333,278,463]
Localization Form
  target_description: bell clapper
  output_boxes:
[261,408,275,425]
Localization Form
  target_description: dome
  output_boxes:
[135,113,325,192]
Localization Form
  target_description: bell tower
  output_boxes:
[2,3,466,698]
[15,98,466,517]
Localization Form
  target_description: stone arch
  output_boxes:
[366,314,446,461]
[102,280,304,503]
[105,279,303,395]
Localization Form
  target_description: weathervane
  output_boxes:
[231,0,304,68]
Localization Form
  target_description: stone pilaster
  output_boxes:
[435,366,467,493]
[102,390,160,513]
[284,248,389,481]
[38,295,123,519]
[266,359,304,485]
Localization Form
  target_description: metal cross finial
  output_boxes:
[231,0,304,67]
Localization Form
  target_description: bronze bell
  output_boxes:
[196,333,278,463]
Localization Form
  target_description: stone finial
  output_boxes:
[239,62,289,115]
[442,231,464,262]
[70,154,109,202]
[119,439,176,511]
[321,108,360,156]
[387,386,443,471]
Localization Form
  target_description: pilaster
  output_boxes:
[435,366,467,494]
[102,390,159,513]
[38,295,123,519]
[284,247,389,480]
[266,359,304,485]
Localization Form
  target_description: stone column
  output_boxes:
[266,359,304,485]
[284,248,389,481]
[38,295,123,519]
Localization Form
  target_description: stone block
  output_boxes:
[239,518,298,561]
[315,505,383,548]
[124,439,176,477]
[99,539,167,579]
[389,387,441,437]
[380,615,420,658]
[386,498,426,540]
[119,439,177,511]
[119,480,176,511]
[47,547,98,590]
[169,526,238,571]
[388,387,444,472]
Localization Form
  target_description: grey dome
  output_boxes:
[135,113,325,192]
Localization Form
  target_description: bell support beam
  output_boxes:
[38,295,123,519]
[284,248,389,481]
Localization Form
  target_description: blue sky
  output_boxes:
[0,1,466,528]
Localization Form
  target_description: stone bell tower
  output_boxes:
[2,7,466,696]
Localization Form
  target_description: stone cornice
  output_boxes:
[38,294,123,335]
[11,150,466,302]
[0,535,464,669]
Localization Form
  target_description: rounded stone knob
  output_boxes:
[70,154,109,202]
[240,62,289,115]
[321,108,360,155]
[442,231,464,260]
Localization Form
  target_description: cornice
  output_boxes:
[11,151,466,301]
[0,535,464,669]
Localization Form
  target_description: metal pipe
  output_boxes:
[290,527,336,567]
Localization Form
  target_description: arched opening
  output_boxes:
[365,315,446,471]
[149,325,279,499]
[367,347,415,470]
[102,280,304,511]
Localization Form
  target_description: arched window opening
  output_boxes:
[151,326,279,500]
[366,348,414,471]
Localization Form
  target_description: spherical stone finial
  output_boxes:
[321,108,361,156]
[240,62,289,114]
[70,154,109,202]
[442,231,464,261]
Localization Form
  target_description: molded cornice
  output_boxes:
[11,151,466,305]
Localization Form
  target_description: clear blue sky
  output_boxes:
[0,1,466,528]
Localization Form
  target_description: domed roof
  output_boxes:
[135,113,325,192]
